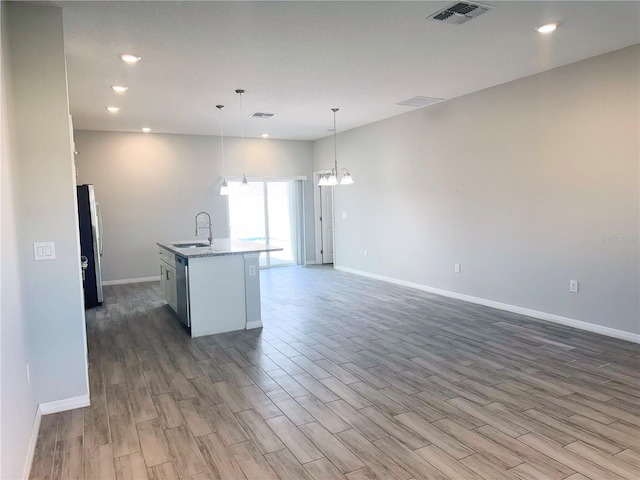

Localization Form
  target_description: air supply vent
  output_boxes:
[250,112,275,119]
[397,96,444,108]
[427,2,493,25]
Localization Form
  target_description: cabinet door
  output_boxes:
[166,265,178,313]
[160,264,168,301]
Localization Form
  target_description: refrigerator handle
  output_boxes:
[96,201,104,256]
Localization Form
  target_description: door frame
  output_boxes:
[313,171,335,265]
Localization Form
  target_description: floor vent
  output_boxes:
[250,112,275,119]
[427,2,493,25]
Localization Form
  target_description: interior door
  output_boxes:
[321,186,334,264]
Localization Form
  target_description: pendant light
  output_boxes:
[236,89,249,192]
[318,108,354,186]
[216,105,229,196]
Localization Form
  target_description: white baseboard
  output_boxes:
[39,394,90,415]
[335,265,640,344]
[103,275,160,286]
[304,261,317,266]
[22,406,43,480]
[246,321,263,330]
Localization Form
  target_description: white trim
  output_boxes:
[313,171,323,264]
[103,275,160,286]
[304,261,317,265]
[39,394,90,415]
[335,265,640,344]
[22,406,43,480]
[246,321,263,330]
[226,175,307,182]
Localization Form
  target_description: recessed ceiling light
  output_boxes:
[106,106,120,113]
[111,85,128,93]
[120,53,141,64]
[535,22,558,34]
[261,134,269,138]
[141,127,151,133]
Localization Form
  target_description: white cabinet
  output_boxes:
[159,247,177,312]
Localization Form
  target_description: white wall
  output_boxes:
[0,3,37,479]
[314,45,639,337]
[74,130,314,282]
[2,1,89,456]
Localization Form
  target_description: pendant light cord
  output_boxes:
[333,108,338,175]
[217,105,225,178]
[237,89,246,176]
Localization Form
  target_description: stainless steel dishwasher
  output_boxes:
[175,255,190,327]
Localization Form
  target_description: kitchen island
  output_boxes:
[157,239,282,337]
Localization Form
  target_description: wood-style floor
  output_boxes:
[30,265,639,480]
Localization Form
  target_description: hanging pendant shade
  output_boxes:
[216,104,229,196]
[220,179,229,195]
[240,173,249,191]
[340,169,354,185]
[318,174,330,186]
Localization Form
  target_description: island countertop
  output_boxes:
[157,238,283,259]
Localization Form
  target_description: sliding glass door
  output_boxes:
[228,180,297,267]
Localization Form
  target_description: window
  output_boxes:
[228,180,298,267]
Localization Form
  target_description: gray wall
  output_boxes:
[314,45,640,336]
[74,130,314,282]
[0,3,37,478]
[2,3,89,478]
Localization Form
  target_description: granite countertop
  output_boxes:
[157,238,283,259]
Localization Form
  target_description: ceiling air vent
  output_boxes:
[427,2,493,25]
[397,96,444,108]
[250,112,275,119]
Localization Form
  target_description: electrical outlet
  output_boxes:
[364,249,368,257]
[454,263,461,273]
[249,265,257,277]
[26,361,31,383]
[569,280,579,293]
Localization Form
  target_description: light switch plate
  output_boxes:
[33,242,56,261]
[342,211,347,219]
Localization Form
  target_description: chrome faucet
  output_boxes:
[194,211,213,246]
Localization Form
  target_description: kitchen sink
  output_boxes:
[172,242,209,248]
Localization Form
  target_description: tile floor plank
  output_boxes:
[85,444,116,480]
[264,448,315,480]
[372,436,449,480]
[518,433,626,480]
[336,429,412,480]
[195,432,247,480]
[415,444,483,480]
[235,409,285,454]
[114,452,148,480]
[136,418,171,467]
[228,440,279,480]
[299,423,365,474]
[164,425,209,478]
[304,458,348,480]
[265,415,323,464]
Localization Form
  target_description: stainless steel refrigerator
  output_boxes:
[77,184,103,308]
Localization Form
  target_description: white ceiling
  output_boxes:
[59,1,640,141]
